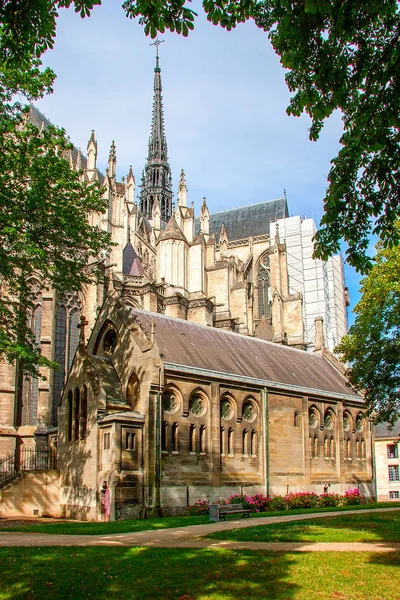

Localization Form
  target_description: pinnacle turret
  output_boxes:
[139,39,173,225]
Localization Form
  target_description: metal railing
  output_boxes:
[0,448,57,489]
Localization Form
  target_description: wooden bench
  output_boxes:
[210,503,251,522]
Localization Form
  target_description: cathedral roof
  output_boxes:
[158,214,187,243]
[131,309,362,402]
[123,243,144,276]
[195,197,289,241]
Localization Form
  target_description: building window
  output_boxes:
[161,421,168,452]
[126,432,136,451]
[126,372,140,409]
[80,385,87,440]
[221,399,233,420]
[199,425,206,454]
[324,436,329,459]
[388,465,400,482]
[356,438,361,460]
[242,401,256,423]
[257,254,271,319]
[347,437,352,460]
[343,412,351,432]
[361,438,366,460]
[220,427,225,455]
[251,430,257,456]
[309,408,319,429]
[389,491,400,499]
[67,390,73,442]
[189,394,206,417]
[356,413,364,433]
[189,424,196,453]
[53,293,82,426]
[330,436,335,459]
[228,428,234,455]
[172,423,179,452]
[103,329,117,355]
[294,412,299,428]
[314,435,319,458]
[103,432,111,450]
[324,411,334,430]
[387,444,399,459]
[162,390,178,414]
[73,387,80,441]
[243,429,248,456]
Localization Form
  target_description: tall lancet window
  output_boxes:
[257,253,271,319]
[20,282,42,427]
[52,293,82,426]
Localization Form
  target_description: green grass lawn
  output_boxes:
[207,510,400,543]
[2,501,400,535]
[0,547,399,600]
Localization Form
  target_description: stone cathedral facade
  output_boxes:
[0,51,373,520]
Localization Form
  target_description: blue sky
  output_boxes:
[36,0,365,324]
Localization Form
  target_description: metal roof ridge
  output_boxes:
[207,197,285,217]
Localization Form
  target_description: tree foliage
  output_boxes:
[336,231,400,424]
[0,0,109,376]
[124,0,400,273]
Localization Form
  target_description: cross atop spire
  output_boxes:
[150,37,164,58]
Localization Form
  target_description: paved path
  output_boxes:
[1,507,399,552]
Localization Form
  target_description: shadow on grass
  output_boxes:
[0,547,298,600]
[206,510,400,543]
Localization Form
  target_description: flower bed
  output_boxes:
[189,488,364,515]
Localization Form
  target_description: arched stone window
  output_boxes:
[309,407,319,430]
[162,387,180,414]
[256,253,271,319]
[74,387,80,441]
[242,399,257,423]
[20,281,43,427]
[221,397,234,420]
[228,428,234,455]
[251,430,257,456]
[343,411,352,433]
[162,421,168,452]
[356,413,364,433]
[242,429,248,455]
[52,292,82,426]
[330,436,335,459]
[80,385,88,440]
[67,390,73,442]
[172,423,179,452]
[189,424,196,453]
[189,393,207,417]
[324,410,335,430]
[126,372,140,409]
[200,425,206,454]
[294,412,299,428]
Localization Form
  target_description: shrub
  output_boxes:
[318,493,341,507]
[269,495,286,511]
[284,492,319,509]
[343,488,364,505]
[188,498,210,516]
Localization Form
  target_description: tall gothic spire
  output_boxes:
[139,38,173,225]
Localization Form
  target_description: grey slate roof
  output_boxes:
[158,214,187,242]
[374,419,400,438]
[123,243,144,276]
[131,309,361,401]
[195,197,289,241]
